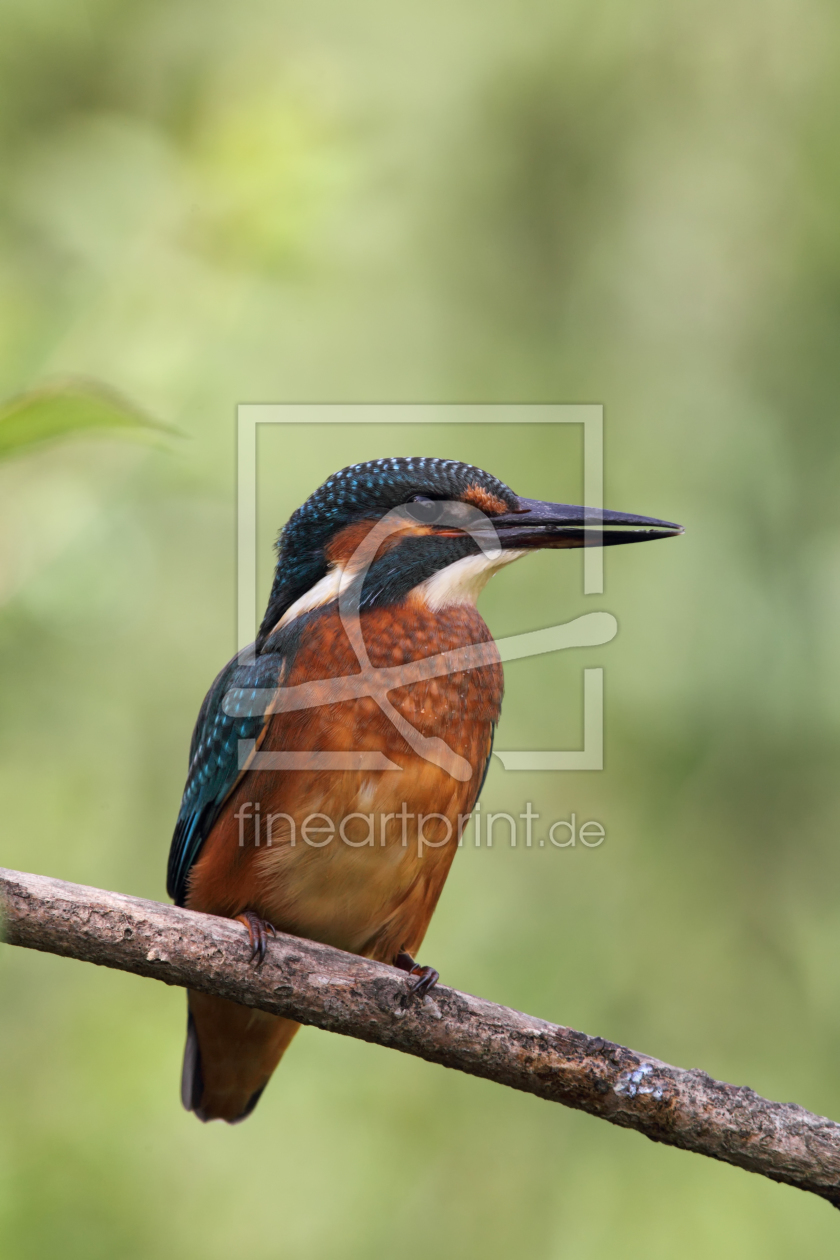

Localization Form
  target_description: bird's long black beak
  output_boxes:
[491,498,684,549]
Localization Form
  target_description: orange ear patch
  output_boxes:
[325,520,378,566]
[463,484,509,515]
[325,518,433,567]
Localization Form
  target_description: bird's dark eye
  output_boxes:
[406,495,443,523]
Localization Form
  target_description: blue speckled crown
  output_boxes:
[257,457,517,645]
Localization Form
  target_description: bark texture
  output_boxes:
[2,866,839,1207]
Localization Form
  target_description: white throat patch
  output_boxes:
[272,548,529,629]
[413,550,528,611]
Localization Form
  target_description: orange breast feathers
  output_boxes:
[185,600,503,964]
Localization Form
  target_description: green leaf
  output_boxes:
[0,379,180,461]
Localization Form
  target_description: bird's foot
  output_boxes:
[236,910,277,967]
[395,950,440,997]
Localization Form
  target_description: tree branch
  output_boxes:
[2,867,839,1208]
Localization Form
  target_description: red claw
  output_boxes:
[236,910,277,968]
[394,950,440,997]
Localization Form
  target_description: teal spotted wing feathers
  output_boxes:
[167,650,284,905]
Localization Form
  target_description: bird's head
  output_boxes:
[257,456,682,649]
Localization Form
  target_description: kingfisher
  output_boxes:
[167,456,681,1122]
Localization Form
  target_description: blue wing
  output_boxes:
[167,649,284,905]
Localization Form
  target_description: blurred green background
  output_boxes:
[2,0,840,1255]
